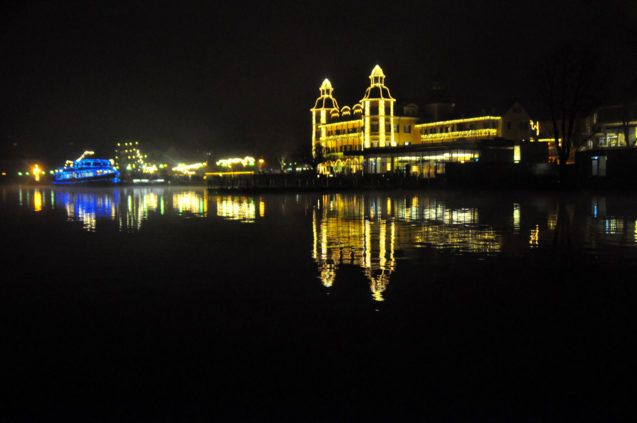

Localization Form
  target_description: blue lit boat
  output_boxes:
[53,151,120,185]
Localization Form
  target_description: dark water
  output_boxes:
[3,185,637,421]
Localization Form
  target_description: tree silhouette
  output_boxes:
[536,46,603,175]
[312,143,325,169]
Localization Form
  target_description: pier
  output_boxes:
[206,163,560,192]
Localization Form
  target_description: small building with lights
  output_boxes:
[576,101,637,183]
[114,141,151,179]
[311,65,545,177]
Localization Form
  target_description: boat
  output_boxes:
[53,151,120,184]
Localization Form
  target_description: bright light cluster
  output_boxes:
[32,164,43,181]
[115,141,147,171]
[172,162,207,175]
[142,164,158,174]
[216,157,255,168]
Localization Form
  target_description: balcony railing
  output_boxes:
[419,128,498,143]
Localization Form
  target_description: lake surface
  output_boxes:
[3,185,637,420]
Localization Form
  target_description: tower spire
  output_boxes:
[311,78,339,158]
[369,65,386,86]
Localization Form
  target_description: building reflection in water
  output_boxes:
[13,187,268,231]
[12,187,214,231]
[174,191,208,216]
[312,194,502,302]
[216,196,258,223]
[11,186,637,287]
[583,196,637,249]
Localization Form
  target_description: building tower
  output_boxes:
[114,141,148,179]
[310,79,339,158]
[361,65,396,150]
[424,73,454,121]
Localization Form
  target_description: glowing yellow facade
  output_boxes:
[416,116,501,143]
[312,66,534,175]
[311,65,420,174]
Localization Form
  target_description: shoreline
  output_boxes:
[5,180,637,194]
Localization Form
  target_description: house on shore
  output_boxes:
[576,102,637,183]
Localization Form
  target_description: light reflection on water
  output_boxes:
[216,196,256,222]
[6,186,637,301]
[9,186,263,231]
[312,194,502,301]
[310,193,637,301]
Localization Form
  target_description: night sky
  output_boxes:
[2,0,636,165]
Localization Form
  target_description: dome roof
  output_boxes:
[362,85,394,100]
[312,78,339,111]
[341,105,351,116]
[361,65,394,101]
[313,97,339,110]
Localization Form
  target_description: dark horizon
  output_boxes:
[2,0,636,165]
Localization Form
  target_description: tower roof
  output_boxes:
[370,65,385,79]
[312,78,339,111]
[361,65,394,101]
[320,78,333,91]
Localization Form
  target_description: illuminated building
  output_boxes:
[311,65,541,176]
[565,102,637,181]
[204,156,258,178]
[533,102,637,168]
[114,141,149,177]
[173,162,207,176]
[581,103,637,150]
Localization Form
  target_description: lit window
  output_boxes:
[513,145,521,163]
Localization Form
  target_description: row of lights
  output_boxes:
[7,164,51,176]
[3,154,267,179]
